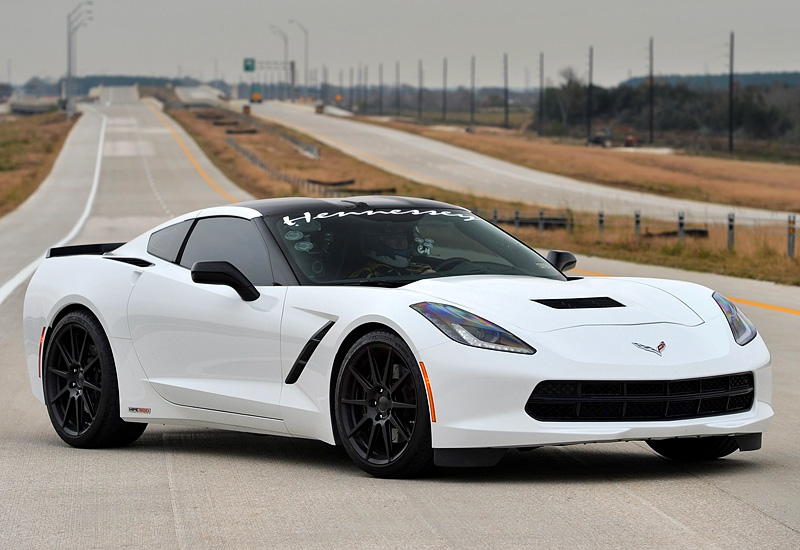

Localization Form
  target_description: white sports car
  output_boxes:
[23,196,772,477]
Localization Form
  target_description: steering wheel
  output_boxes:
[437,257,470,271]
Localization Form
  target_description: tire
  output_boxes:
[334,330,434,478]
[647,436,739,461]
[42,310,146,448]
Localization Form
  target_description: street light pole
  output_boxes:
[66,1,93,119]
[289,19,308,100]
[270,25,289,101]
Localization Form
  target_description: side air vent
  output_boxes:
[285,320,336,384]
[533,297,625,309]
[106,257,155,268]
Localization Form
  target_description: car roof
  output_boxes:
[232,195,466,217]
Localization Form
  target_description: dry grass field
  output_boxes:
[0,111,76,218]
[368,119,800,213]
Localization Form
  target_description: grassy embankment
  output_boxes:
[0,112,76,218]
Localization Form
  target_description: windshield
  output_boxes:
[267,207,565,286]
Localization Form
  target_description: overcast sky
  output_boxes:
[2,0,799,89]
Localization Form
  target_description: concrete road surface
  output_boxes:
[1,87,798,549]
[247,101,799,226]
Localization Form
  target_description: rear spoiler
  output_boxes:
[47,243,125,258]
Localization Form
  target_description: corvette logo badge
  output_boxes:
[632,341,666,357]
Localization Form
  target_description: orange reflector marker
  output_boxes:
[419,362,436,422]
[38,327,46,378]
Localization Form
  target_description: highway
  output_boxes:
[245,100,799,225]
[1,88,799,548]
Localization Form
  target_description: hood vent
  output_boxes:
[533,296,625,309]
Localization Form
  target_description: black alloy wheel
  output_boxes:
[43,311,146,448]
[335,330,433,478]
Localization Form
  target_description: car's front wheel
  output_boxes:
[334,330,434,478]
[43,310,146,448]
[647,436,739,461]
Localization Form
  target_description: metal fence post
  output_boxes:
[727,214,735,251]
[634,211,641,241]
[789,215,796,258]
[538,210,544,233]
[493,209,498,225]
[598,211,604,234]
[678,212,685,244]
[514,210,520,231]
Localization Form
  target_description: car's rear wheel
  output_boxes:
[334,330,434,478]
[647,436,739,461]
[43,311,146,448]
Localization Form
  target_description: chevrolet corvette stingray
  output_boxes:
[23,196,772,477]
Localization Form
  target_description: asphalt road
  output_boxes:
[245,101,799,225]
[1,88,799,549]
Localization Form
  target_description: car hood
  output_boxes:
[405,275,704,333]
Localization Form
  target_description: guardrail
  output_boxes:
[475,208,798,258]
[226,137,393,196]
[227,110,319,159]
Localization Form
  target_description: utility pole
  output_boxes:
[729,31,735,154]
[378,63,383,115]
[649,37,654,144]
[289,19,308,100]
[349,67,354,111]
[503,53,509,128]
[66,1,93,119]
[586,46,593,143]
[364,65,369,114]
[357,64,362,106]
[321,64,328,103]
[470,55,476,126]
[539,52,544,134]
[417,59,423,120]
[395,61,400,116]
[442,57,447,122]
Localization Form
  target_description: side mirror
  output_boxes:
[546,250,577,273]
[191,261,260,302]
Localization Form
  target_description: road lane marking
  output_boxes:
[727,296,800,316]
[145,103,237,203]
[0,115,108,307]
[573,268,800,316]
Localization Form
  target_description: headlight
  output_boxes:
[411,302,535,355]
[713,292,757,346]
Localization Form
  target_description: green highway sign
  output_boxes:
[243,58,256,72]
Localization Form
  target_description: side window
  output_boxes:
[179,217,271,286]
[147,220,193,263]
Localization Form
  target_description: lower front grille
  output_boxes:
[526,372,754,422]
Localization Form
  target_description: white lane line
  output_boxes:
[136,120,172,217]
[0,114,108,307]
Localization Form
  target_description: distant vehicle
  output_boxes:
[23,196,772,478]
[250,85,262,104]
[625,133,640,147]
[588,127,612,148]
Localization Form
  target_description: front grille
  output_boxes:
[526,372,754,422]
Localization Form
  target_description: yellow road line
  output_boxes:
[727,297,800,316]
[145,103,237,203]
[573,269,800,317]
